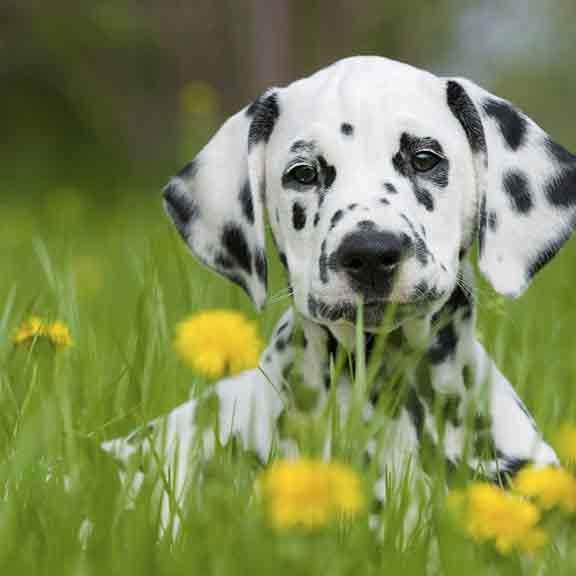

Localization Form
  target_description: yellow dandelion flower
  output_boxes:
[514,466,576,513]
[13,316,46,344]
[12,316,73,349]
[554,424,576,464]
[328,462,365,516]
[174,310,263,379]
[46,321,74,349]
[448,482,546,555]
[258,459,364,530]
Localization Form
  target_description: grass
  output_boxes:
[1,188,576,575]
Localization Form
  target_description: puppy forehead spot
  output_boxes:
[482,98,527,151]
[340,122,354,136]
[503,170,533,214]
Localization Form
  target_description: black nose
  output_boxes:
[335,231,408,293]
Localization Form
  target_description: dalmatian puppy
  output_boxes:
[104,56,576,525]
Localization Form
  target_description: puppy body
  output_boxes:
[104,56,576,525]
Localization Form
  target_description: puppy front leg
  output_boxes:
[469,340,558,480]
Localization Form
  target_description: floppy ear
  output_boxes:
[446,78,576,297]
[162,89,280,309]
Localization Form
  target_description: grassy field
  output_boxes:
[1,188,576,575]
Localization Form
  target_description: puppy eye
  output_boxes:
[411,150,443,173]
[287,163,318,186]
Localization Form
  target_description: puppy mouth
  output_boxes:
[307,292,439,329]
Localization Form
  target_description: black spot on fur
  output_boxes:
[318,155,336,188]
[446,81,487,154]
[239,180,254,224]
[248,91,280,148]
[379,197,389,206]
[307,294,319,317]
[441,281,474,320]
[544,140,576,208]
[478,195,487,257]
[428,321,458,364]
[414,236,428,265]
[214,252,234,270]
[276,321,289,336]
[330,210,344,230]
[494,452,530,485]
[482,99,527,151]
[163,181,199,239]
[290,139,316,154]
[429,164,449,188]
[319,240,329,283]
[275,338,286,352]
[292,202,306,230]
[399,214,428,265]
[313,212,320,227]
[383,182,397,194]
[348,203,358,210]
[392,152,409,177]
[488,211,498,231]
[254,248,267,286]
[414,186,434,211]
[341,123,354,136]
[221,223,252,275]
[503,170,533,214]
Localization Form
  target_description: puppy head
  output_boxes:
[164,57,576,330]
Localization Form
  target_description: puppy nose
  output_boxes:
[336,231,408,291]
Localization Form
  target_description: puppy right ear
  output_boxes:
[446,78,576,297]
[163,90,280,309]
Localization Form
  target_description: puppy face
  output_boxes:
[163,57,576,332]
[263,60,477,329]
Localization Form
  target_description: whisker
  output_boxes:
[266,286,295,307]
[455,271,474,302]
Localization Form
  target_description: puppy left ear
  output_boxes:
[446,78,576,297]
[163,89,280,309]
